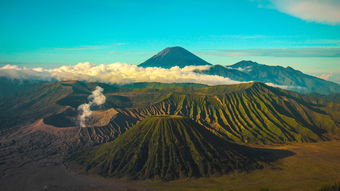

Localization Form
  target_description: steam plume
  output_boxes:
[78,86,106,127]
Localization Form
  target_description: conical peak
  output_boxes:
[139,46,211,68]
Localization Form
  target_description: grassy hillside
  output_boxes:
[129,82,339,143]
[73,116,268,180]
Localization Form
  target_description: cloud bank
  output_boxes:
[0,65,54,80]
[78,86,106,127]
[0,62,242,85]
[267,0,340,24]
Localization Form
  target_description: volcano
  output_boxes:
[139,46,211,68]
[74,115,265,180]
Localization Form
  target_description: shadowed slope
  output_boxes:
[74,116,263,180]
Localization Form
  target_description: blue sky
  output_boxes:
[1,0,340,81]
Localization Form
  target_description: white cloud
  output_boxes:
[181,65,212,72]
[270,0,340,24]
[226,66,253,72]
[265,82,306,90]
[0,62,242,85]
[0,65,53,80]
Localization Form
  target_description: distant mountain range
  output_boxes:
[207,60,340,94]
[139,47,340,94]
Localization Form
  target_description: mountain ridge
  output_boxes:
[225,60,340,94]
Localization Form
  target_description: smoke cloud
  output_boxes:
[78,86,106,127]
[0,62,241,85]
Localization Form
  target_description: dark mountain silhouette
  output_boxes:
[139,46,211,68]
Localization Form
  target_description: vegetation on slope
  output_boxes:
[319,182,340,191]
[73,116,264,180]
[128,82,339,143]
[144,141,340,191]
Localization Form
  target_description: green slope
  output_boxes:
[128,82,339,143]
[73,116,263,180]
